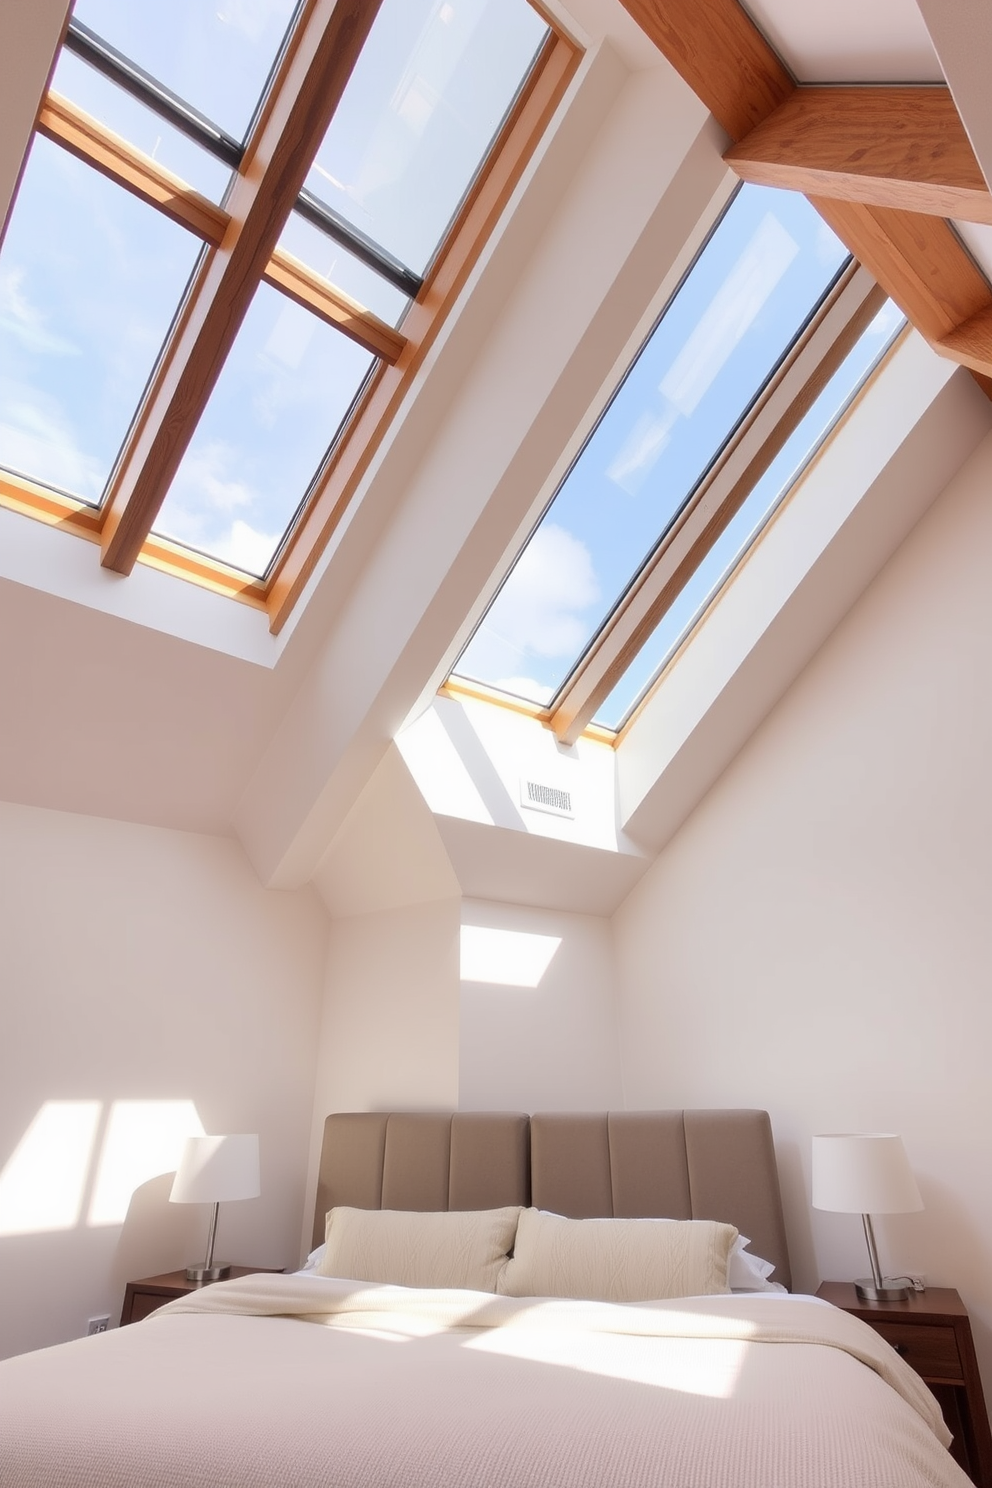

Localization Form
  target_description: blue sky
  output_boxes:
[0,0,544,577]
[454,186,891,713]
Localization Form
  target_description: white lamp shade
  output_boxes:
[812,1133,923,1214]
[169,1134,260,1205]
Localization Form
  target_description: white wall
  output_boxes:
[612,429,992,1396]
[0,801,327,1359]
[459,898,623,1112]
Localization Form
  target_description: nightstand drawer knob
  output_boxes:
[892,1343,906,1357]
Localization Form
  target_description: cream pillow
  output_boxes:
[497,1209,737,1302]
[316,1206,521,1292]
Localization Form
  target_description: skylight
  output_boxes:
[0,0,564,623]
[453,186,851,710]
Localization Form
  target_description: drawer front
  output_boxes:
[870,1321,963,1382]
[127,1290,175,1325]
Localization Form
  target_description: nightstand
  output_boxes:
[120,1266,284,1326]
[817,1282,992,1487]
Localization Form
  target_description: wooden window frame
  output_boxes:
[0,3,580,626]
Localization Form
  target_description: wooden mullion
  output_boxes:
[37,93,229,245]
[726,87,992,225]
[265,31,581,631]
[99,0,385,575]
[263,248,405,364]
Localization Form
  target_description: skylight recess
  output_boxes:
[0,135,200,506]
[596,297,907,731]
[453,186,851,709]
[0,0,567,612]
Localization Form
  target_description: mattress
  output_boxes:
[0,1272,970,1487]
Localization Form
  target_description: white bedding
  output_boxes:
[0,1273,970,1487]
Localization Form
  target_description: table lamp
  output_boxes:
[169,1134,260,1282]
[812,1132,923,1301]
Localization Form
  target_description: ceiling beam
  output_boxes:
[726,86,992,224]
[99,0,384,575]
[618,0,792,140]
[620,0,992,386]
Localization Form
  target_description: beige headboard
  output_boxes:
[313,1108,791,1290]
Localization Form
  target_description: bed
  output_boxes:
[0,1110,971,1487]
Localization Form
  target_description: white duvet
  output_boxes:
[0,1273,971,1487]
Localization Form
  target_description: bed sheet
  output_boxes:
[0,1274,971,1488]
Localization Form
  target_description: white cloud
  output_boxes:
[215,0,294,44]
[171,440,254,515]
[0,395,104,500]
[492,676,554,704]
[0,268,79,358]
[213,518,280,574]
[488,522,600,659]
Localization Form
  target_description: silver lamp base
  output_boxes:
[855,1277,911,1302]
[185,1261,231,1283]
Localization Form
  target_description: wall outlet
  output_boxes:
[87,1315,110,1335]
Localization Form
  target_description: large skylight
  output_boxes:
[0,0,558,606]
[597,297,907,730]
[453,185,851,707]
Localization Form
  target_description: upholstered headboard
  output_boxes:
[313,1108,791,1291]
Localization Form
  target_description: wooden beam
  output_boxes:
[727,87,992,224]
[937,303,992,375]
[621,0,992,394]
[618,0,793,140]
[38,92,229,244]
[265,31,582,631]
[99,0,384,574]
[809,196,991,348]
[263,249,406,364]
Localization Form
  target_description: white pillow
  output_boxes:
[497,1209,737,1302]
[316,1206,521,1292]
[728,1235,786,1293]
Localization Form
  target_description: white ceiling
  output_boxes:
[743,0,943,82]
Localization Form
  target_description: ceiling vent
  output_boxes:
[519,778,574,818]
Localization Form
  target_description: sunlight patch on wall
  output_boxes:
[396,707,493,825]
[0,1101,101,1236]
[88,1100,204,1226]
[460,925,561,987]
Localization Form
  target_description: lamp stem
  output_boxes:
[204,1201,220,1273]
[861,1212,884,1288]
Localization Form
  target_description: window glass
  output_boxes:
[300,0,548,277]
[596,300,907,729]
[52,51,233,202]
[153,283,376,576]
[278,214,410,327]
[69,0,299,143]
[453,186,849,705]
[0,136,201,504]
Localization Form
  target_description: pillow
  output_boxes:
[497,1209,737,1302]
[316,1206,521,1292]
[729,1235,786,1293]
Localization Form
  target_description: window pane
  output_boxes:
[454,186,850,705]
[52,51,233,202]
[69,0,299,143]
[301,0,548,277]
[278,213,410,326]
[0,135,201,504]
[153,284,376,577]
[596,301,908,730]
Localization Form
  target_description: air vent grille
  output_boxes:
[520,778,574,818]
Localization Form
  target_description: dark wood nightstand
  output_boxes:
[120,1267,284,1326]
[817,1282,992,1487]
